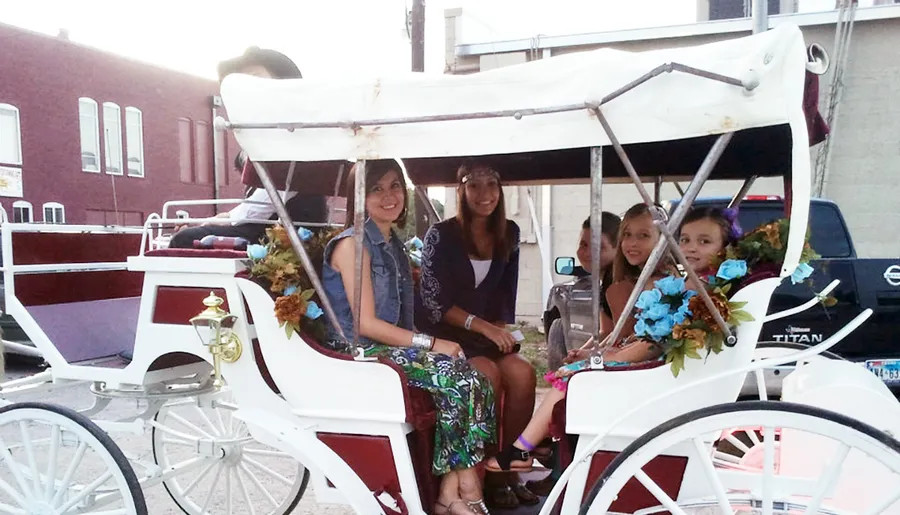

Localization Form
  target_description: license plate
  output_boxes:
[865,359,900,385]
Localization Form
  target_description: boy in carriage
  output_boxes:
[168,46,328,249]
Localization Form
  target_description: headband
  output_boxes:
[460,167,500,184]
[722,207,743,242]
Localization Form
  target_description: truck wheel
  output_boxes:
[547,318,567,372]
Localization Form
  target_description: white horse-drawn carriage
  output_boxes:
[1,23,899,515]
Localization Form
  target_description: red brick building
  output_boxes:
[0,21,244,227]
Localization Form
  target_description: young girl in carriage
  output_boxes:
[321,159,496,515]
[485,203,741,474]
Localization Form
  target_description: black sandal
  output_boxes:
[485,444,533,473]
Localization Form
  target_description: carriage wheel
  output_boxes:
[0,401,147,514]
[580,401,900,515]
[152,391,308,515]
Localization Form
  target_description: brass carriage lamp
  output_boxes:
[190,292,243,388]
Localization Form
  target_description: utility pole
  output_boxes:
[410,0,430,237]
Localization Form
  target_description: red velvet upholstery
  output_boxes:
[145,248,249,259]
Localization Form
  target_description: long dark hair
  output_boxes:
[584,211,622,285]
[455,161,511,260]
[343,159,408,229]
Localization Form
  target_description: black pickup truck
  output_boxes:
[543,196,900,389]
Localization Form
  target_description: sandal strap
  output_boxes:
[495,444,530,470]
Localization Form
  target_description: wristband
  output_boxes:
[464,314,476,331]
[411,333,435,350]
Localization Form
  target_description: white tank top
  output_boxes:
[470,259,492,288]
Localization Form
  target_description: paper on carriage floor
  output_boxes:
[510,330,525,342]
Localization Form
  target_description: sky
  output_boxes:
[0,0,856,81]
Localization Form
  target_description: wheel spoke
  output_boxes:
[243,456,293,486]
[43,424,60,501]
[723,433,752,454]
[55,469,113,513]
[17,422,41,496]
[181,460,219,497]
[235,466,257,515]
[804,443,850,515]
[198,463,225,514]
[761,425,776,515]
[166,411,217,439]
[161,437,196,448]
[0,435,34,499]
[0,502,26,515]
[239,462,279,507]
[634,469,689,515]
[0,477,27,509]
[194,405,222,437]
[50,440,88,507]
[242,448,291,459]
[690,437,733,515]
[226,465,233,515]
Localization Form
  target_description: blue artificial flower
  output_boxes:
[634,318,650,337]
[717,259,748,281]
[684,289,698,300]
[648,316,675,341]
[247,244,268,260]
[635,289,662,311]
[407,236,424,250]
[672,303,692,325]
[408,250,422,267]
[283,285,298,296]
[654,275,685,297]
[297,226,314,242]
[645,302,671,321]
[790,262,814,284]
[305,301,324,320]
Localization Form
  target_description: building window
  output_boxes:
[103,102,123,175]
[0,104,22,166]
[78,98,100,172]
[178,118,193,183]
[42,202,65,224]
[125,107,144,177]
[12,200,32,223]
[194,120,212,185]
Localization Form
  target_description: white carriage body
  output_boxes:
[0,21,895,515]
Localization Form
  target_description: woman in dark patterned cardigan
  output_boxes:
[416,162,538,509]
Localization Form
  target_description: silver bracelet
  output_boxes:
[411,333,434,350]
[464,314,476,331]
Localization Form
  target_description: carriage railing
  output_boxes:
[224,60,786,360]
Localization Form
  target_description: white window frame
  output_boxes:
[78,98,101,173]
[12,200,33,223]
[42,201,65,224]
[0,103,23,166]
[125,106,145,177]
[103,102,123,176]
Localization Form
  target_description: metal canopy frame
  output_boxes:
[236,61,759,362]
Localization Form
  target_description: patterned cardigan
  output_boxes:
[414,218,520,332]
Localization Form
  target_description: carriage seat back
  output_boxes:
[2,226,145,366]
[566,277,781,440]
[236,278,410,423]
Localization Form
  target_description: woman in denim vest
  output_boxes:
[322,159,495,515]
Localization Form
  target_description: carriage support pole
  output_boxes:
[599,133,735,358]
[352,160,367,353]
[589,147,603,343]
[251,162,348,343]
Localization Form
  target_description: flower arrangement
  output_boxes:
[246,224,337,340]
[722,218,820,286]
[634,269,754,377]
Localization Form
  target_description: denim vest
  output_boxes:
[322,218,414,348]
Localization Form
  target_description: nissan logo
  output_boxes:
[885,265,900,287]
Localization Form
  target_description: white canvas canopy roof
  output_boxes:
[220,24,809,165]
